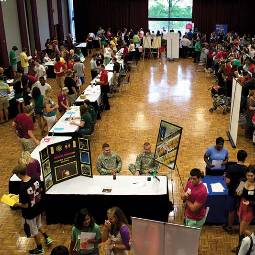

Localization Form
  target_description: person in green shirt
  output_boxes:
[129,142,159,175]
[194,39,202,63]
[9,46,18,76]
[70,105,93,135]
[70,208,101,255]
[133,32,140,47]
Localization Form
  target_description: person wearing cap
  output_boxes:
[12,105,40,153]
[58,87,69,114]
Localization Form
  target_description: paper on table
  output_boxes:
[212,160,223,168]
[211,182,225,192]
[80,232,96,250]
[203,183,209,193]
[1,194,19,206]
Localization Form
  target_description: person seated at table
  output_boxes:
[97,65,110,111]
[204,137,229,176]
[84,99,97,125]
[102,207,130,255]
[70,105,93,136]
[69,208,101,255]
[18,151,41,179]
[181,168,208,228]
[0,75,10,123]
[96,143,122,175]
[128,142,159,175]
[234,166,255,253]
[58,87,69,115]
[223,150,248,233]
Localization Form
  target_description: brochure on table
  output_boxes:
[154,120,182,169]
[39,137,92,191]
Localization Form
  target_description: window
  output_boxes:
[148,0,193,34]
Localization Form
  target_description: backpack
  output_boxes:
[246,235,254,255]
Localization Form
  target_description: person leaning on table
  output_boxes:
[96,143,122,175]
[128,142,159,175]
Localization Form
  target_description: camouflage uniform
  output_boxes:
[96,152,122,175]
[129,152,159,175]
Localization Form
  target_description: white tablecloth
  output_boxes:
[46,175,167,195]
[50,106,80,134]
[76,42,87,48]
[105,59,124,72]
[75,85,101,104]
[10,136,72,182]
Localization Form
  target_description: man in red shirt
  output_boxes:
[97,65,110,110]
[181,168,208,228]
[12,105,40,153]
[54,56,66,89]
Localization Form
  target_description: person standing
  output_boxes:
[12,105,40,153]
[128,142,159,175]
[13,164,52,255]
[224,150,248,233]
[90,54,99,80]
[181,168,208,228]
[34,61,46,80]
[20,48,29,74]
[69,208,101,255]
[64,70,78,105]
[204,137,229,176]
[112,57,120,93]
[58,87,69,114]
[96,143,122,175]
[9,46,18,76]
[0,75,10,123]
[73,58,85,85]
[102,207,130,255]
[54,56,66,89]
[194,39,202,63]
[97,65,110,110]
[32,76,51,97]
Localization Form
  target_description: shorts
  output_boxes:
[23,214,42,236]
[185,216,206,228]
[0,97,9,110]
[238,199,254,222]
[12,64,17,72]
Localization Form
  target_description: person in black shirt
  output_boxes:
[64,70,78,105]
[13,164,52,255]
[112,57,120,93]
[224,150,248,233]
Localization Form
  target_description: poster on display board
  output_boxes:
[215,24,228,35]
[154,120,182,170]
[40,137,92,191]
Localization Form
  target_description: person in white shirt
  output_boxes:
[238,231,255,255]
[34,61,46,79]
[181,36,192,58]
[104,44,112,65]
[32,77,51,96]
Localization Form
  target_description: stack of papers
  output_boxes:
[211,183,225,192]
[1,194,19,206]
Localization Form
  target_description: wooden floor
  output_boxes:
[0,56,255,255]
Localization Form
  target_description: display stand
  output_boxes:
[164,32,179,60]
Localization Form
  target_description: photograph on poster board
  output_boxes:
[81,164,92,177]
[155,120,182,169]
[79,138,89,150]
[80,151,90,164]
[55,161,78,182]
[40,148,49,162]
[42,160,51,177]
[45,173,53,191]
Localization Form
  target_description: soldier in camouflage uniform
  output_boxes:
[129,142,159,175]
[96,143,122,175]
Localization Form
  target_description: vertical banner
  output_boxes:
[40,137,93,191]
[154,120,182,169]
[227,79,242,147]
[132,217,201,255]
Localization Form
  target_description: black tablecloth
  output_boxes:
[45,192,170,225]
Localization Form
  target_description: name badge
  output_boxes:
[248,190,254,196]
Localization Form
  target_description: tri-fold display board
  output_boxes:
[39,137,92,191]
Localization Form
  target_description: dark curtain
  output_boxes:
[193,0,255,35]
[73,0,148,42]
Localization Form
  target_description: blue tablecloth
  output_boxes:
[203,176,228,224]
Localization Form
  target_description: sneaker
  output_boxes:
[45,236,53,245]
[29,247,45,254]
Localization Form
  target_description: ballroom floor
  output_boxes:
[0,56,254,255]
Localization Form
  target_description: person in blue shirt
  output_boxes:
[204,137,229,176]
